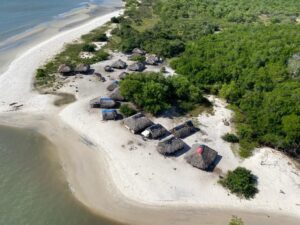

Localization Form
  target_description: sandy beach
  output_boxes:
[0,7,300,225]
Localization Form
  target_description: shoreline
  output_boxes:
[0,5,299,225]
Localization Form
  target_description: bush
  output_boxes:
[111,16,121,23]
[228,216,244,225]
[95,33,108,42]
[130,54,146,62]
[222,133,239,143]
[93,51,109,62]
[36,69,46,79]
[219,167,258,199]
[120,104,137,117]
[82,43,96,52]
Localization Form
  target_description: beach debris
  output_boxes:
[123,113,154,134]
[184,144,218,171]
[128,62,145,72]
[9,102,17,106]
[104,65,114,72]
[111,59,127,69]
[107,80,119,91]
[157,136,185,155]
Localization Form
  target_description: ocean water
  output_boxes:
[0,0,120,43]
[0,125,123,225]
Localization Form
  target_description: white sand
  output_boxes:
[0,8,300,225]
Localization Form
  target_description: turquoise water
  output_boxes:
[0,0,120,43]
[0,125,123,225]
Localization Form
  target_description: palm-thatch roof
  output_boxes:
[111,59,127,69]
[142,124,168,139]
[170,120,196,138]
[104,65,114,72]
[123,113,153,134]
[58,64,72,74]
[145,54,161,65]
[75,64,90,73]
[90,97,116,108]
[128,62,145,72]
[109,88,124,101]
[107,80,119,91]
[157,136,185,155]
[132,48,146,55]
[184,144,218,170]
[102,109,118,121]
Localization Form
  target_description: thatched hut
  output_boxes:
[132,48,146,55]
[142,124,168,139]
[90,97,116,108]
[102,109,118,121]
[111,59,127,69]
[184,144,218,170]
[99,98,116,108]
[128,62,145,72]
[109,88,124,101]
[123,113,153,134]
[75,64,90,74]
[170,120,196,138]
[157,136,184,155]
[145,54,160,65]
[58,64,72,75]
[119,72,129,80]
[104,65,114,72]
[107,80,119,91]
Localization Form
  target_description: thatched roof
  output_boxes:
[132,48,146,55]
[75,64,90,73]
[170,120,196,138]
[99,98,116,108]
[123,113,153,134]
[102,109,118,121]
[184,144,218,170]
[111,59,127,69]
[119,72,129,80]
[58,64,72,74]
[142,124,168,139]
[109,88,124,101]
[145,54,160,65]
[104,65,114,72]
[107,80,119,91]
[128,62,145,72]
[157,136,184,155]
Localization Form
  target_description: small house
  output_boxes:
[109,88,124,101]
[184,144,218,170]
[104,65,114,72]
[107,80,119,91]
[170,120,196,138]
[132,48,146,55]
[90,97,116,108]
[142,124,168,139]
[75,64,90,74]
[123,113,153,134]
[58,64,72,75]
[157,136,185,155]
[102,109,118,121]
[145,54,160,65]
[111,59,127,69]
[128,62,145,72]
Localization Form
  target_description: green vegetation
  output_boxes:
[130,54,146,62]
[120,72,204,115]
[222,133,239,143]
[119,104,137,117]
[82,43,96,52]
[228,216,244,225]
[220,167,258,199]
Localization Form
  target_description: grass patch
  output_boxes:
[53,93,76,106]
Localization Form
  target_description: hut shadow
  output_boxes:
[207,155,223,172]
[84,69,95,75]
[170,142,191,157]
[116,113,124,121]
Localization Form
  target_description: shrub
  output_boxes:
[120,104,137,117]
[219,167,258,199]
[130,54,146,62]
[222,133,239,143]
[111,16,120,23]
[93,51,109,61]
[95,33,108,42]
[36,69,46,79]
[82,43,96,52]
[228,216,244,225]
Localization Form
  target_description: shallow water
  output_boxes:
[0,125,123,225]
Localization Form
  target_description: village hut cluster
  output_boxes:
[76,47,218,171]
